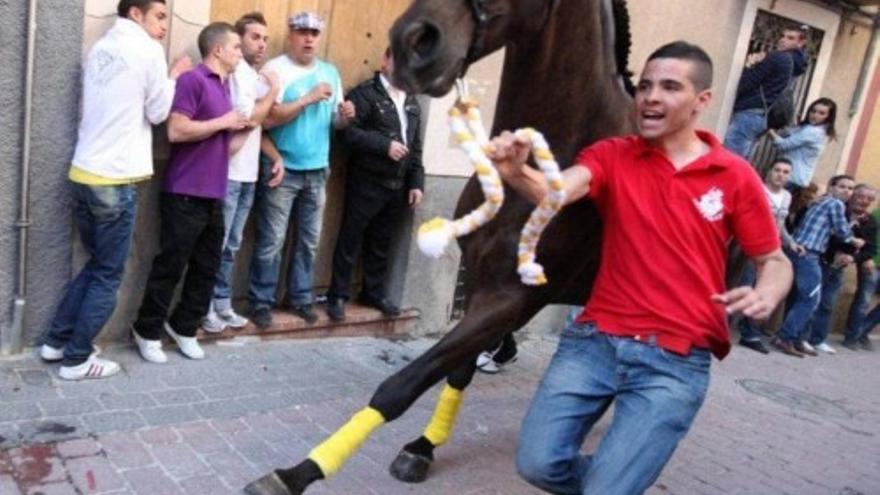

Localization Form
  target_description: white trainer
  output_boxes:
[218,308,249,329]
[40,344,102,362]
[476,351,500,374]
[202,310,227,334]
[815,342,837,354]
[801,341,817,354]
[164,323,205,360]
[132,328,167,364]
[59,356,121,381]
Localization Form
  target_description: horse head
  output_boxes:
[390,0,558,96]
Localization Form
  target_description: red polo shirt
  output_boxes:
[574,131,779,359]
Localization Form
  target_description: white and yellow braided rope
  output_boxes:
[416,95,566,286]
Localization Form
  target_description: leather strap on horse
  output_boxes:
[463,0,489,72]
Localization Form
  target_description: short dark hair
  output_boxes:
[117,0,164,18]
[828,174,854,187]
[772,158,793,168]
[647,41,713,91]
[235,12,267,37]
[198,22,236,58]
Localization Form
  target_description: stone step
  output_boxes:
[196,302,418,341]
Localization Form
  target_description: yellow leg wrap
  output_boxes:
[308,407,385,478]
[423,385,464,447]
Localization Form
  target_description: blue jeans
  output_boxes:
[843,266,877,341]
[738,263,764,341]
[213,180,256,313]
[859,304,880,340]
[805,262,844,346]
[44,183,137,366]
[723,109,766,159]
[779,252,822,343]
[249,169,327,309]
[517,322,710,495]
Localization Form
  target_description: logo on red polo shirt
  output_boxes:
[693,187,725,222]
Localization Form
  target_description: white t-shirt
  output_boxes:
[765,186,792,224]
[380,73,408,145]
[228,60,269,182]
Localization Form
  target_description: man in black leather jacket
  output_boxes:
[326,49,424,321]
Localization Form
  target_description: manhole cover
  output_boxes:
[736,379,852,419]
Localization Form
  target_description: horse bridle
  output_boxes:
[462,0,561,75]
[463,0,490,72]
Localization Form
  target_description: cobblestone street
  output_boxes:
[0,329,878,494]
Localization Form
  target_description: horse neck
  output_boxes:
[491,0,632,167]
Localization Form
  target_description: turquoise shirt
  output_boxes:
[269,60,340,171]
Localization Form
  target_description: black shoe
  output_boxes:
[858,336,874,351]
[359,295,401,317]
[739,338,770,355]
[842,339,861,351]
[292,304,318,324]
[251,307,272,329]
[326,298,346,322]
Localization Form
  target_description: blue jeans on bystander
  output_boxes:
[43,183,137,366]
[213,180,256,313]
[248,169,327,310]
[723,108,766,160]
[516,322,710,495]
[805,262,844,346]
[779,252,822,344]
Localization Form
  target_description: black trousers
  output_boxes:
[134,193,224,338]
[328,179,407,301]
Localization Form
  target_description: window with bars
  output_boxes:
[746,10,825,177]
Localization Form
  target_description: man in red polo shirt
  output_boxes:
[491,42,792,494]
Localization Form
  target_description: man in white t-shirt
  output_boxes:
[247,11,355,328]
[202,12,280,333]
[738,159,795,353]
[40,0,190,380]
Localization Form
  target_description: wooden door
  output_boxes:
[210,0,411,89]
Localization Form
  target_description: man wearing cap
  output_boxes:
[248,11,356,328]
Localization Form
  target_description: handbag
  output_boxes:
[763,85,796,130]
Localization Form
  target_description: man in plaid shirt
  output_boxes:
[774,175,864,356]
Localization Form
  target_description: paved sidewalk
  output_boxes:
[0,330,878,494]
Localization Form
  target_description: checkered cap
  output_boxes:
[288,11,325,32]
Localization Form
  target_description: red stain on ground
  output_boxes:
[0,450,13,475]
[87,469,97,490]
[13,444,56,486]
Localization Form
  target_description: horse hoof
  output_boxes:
[243,472,296,495]
[389,449,432,483]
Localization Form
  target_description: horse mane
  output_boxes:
[612,0,636,96]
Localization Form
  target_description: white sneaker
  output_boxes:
[815,342,837,354]
[801,341,817,354]
[132,328,167,364]
[217,308,248,329]
[58,356,121,381]
[476,351,500,374]
[40,344,101,362]
[164,323,205,360]
[201,310,227,334]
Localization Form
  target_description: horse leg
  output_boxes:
[388,358,478,482]
[244,290,541,495]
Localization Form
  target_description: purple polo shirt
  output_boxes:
[163,64,232,199]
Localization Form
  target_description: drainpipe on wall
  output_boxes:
[849,13,880,117]
[3,0,39,356]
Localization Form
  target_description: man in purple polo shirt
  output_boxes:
[132,22,248,363]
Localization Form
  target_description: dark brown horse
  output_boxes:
[245,1,634,493]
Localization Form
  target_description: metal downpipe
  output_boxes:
[4,0,39,356]
[849,13,880,117]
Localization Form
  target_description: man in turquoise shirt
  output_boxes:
[248,11,355,328]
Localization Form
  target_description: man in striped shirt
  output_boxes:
[774,175,864,357]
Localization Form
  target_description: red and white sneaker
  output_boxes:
[58,356,121,381]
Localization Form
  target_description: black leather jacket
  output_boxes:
[343,72,424,191]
